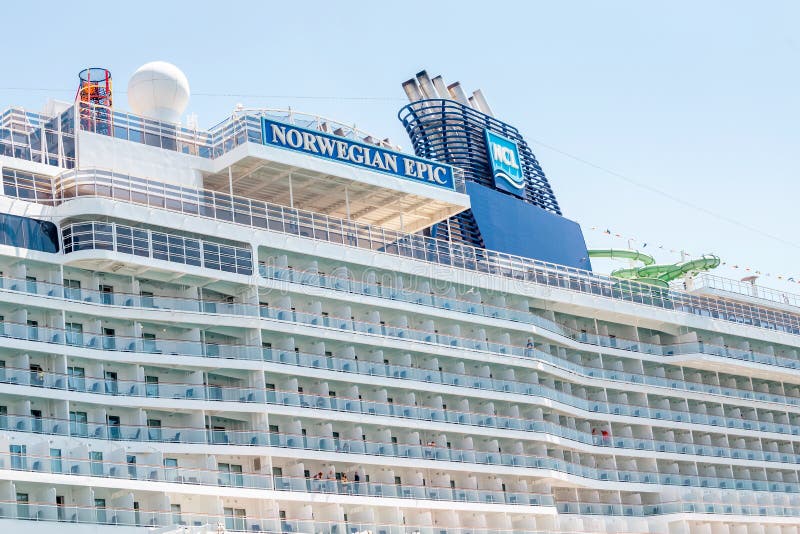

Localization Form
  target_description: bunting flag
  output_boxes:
[586,225,799,284]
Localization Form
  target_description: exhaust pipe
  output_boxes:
[471,89,493,117]
[447,82,470,105]
[416,70,439,99]
[432,76,449,100]
[402,79,423,103]
[402,70,495,116]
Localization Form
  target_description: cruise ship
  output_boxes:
[0,61,797,534]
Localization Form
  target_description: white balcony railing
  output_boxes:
[50,169,800,336]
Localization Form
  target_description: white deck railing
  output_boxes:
[50,169,800,336]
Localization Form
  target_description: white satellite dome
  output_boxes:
[127,61,190,123]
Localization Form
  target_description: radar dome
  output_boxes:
[127,61,190,123]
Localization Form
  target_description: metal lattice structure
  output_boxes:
[398,98,562,215]
[77,67,112,135]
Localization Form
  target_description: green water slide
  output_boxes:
[588,249,721,288]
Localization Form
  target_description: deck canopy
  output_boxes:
[204,142,470,234]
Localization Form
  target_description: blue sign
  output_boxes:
[262,118,455,191]
[485,129,525,197]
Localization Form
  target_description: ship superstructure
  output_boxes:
[0,62,796,534]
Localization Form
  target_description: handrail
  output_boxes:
[46,209,800,374]
[0,451,553,508]
[0,107,76,169]
[694,273,800,308]
[84,102,403,153]
[3,305,799,439]
[48,169,800,337]
[61,220,254,276]
[0,494,769,528]
[76,104,467,193]
[0,413,797,494]
[5,283,800,438]
[5,497,800,527]
[226,107,404,150]
[0,497,564,532]
[259,265,800,373]
[5,270,800,410]
[1,358,799,469]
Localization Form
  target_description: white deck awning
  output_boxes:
[206,143,470,233]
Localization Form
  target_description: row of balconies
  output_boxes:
[2,266,797,418]
[0,443,554,509]
[8,154,799,348]
[10,345,800,456]
[6,343,800,470]
[682,520,800,534]
[7,317,794,436]
[6,481,800,534]
[258,253,792,352]
[2,479,438,533]
[7,296,800,444]
[257,255,800,364]
[9,345,800,464]
[3,388,800,496]
[266,413,800,493]
[9,258,800,381]
[43,288,800,414]
[4,474,800,532]
[7,272,800,464]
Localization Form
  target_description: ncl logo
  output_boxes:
[492,143,518,168]
[484,129,525,196]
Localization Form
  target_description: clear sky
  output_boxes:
[2,1,798,288]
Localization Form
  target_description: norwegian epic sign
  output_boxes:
[261,118,455,191]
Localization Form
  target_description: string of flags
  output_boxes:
[587,225,798,284]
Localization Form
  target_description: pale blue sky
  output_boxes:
[2,1,798,286]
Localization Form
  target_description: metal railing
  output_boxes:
[0,408,798,494]
[0,106,76,168]
[80,103,404,155]
[5,274,800,429]
[0,498,557,532]
[259,265,800,372]
[2,338,800,467]
[0,496,713,530]
[0,493,799,527]
[6,276,800,433]
[694,274,800,308]
[6,265,800,402]
[76,103,466,192]
[0,450,554,509]
[48,169,800,336]
[61,220,254,276]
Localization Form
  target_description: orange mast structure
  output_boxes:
[77,68,112,134]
